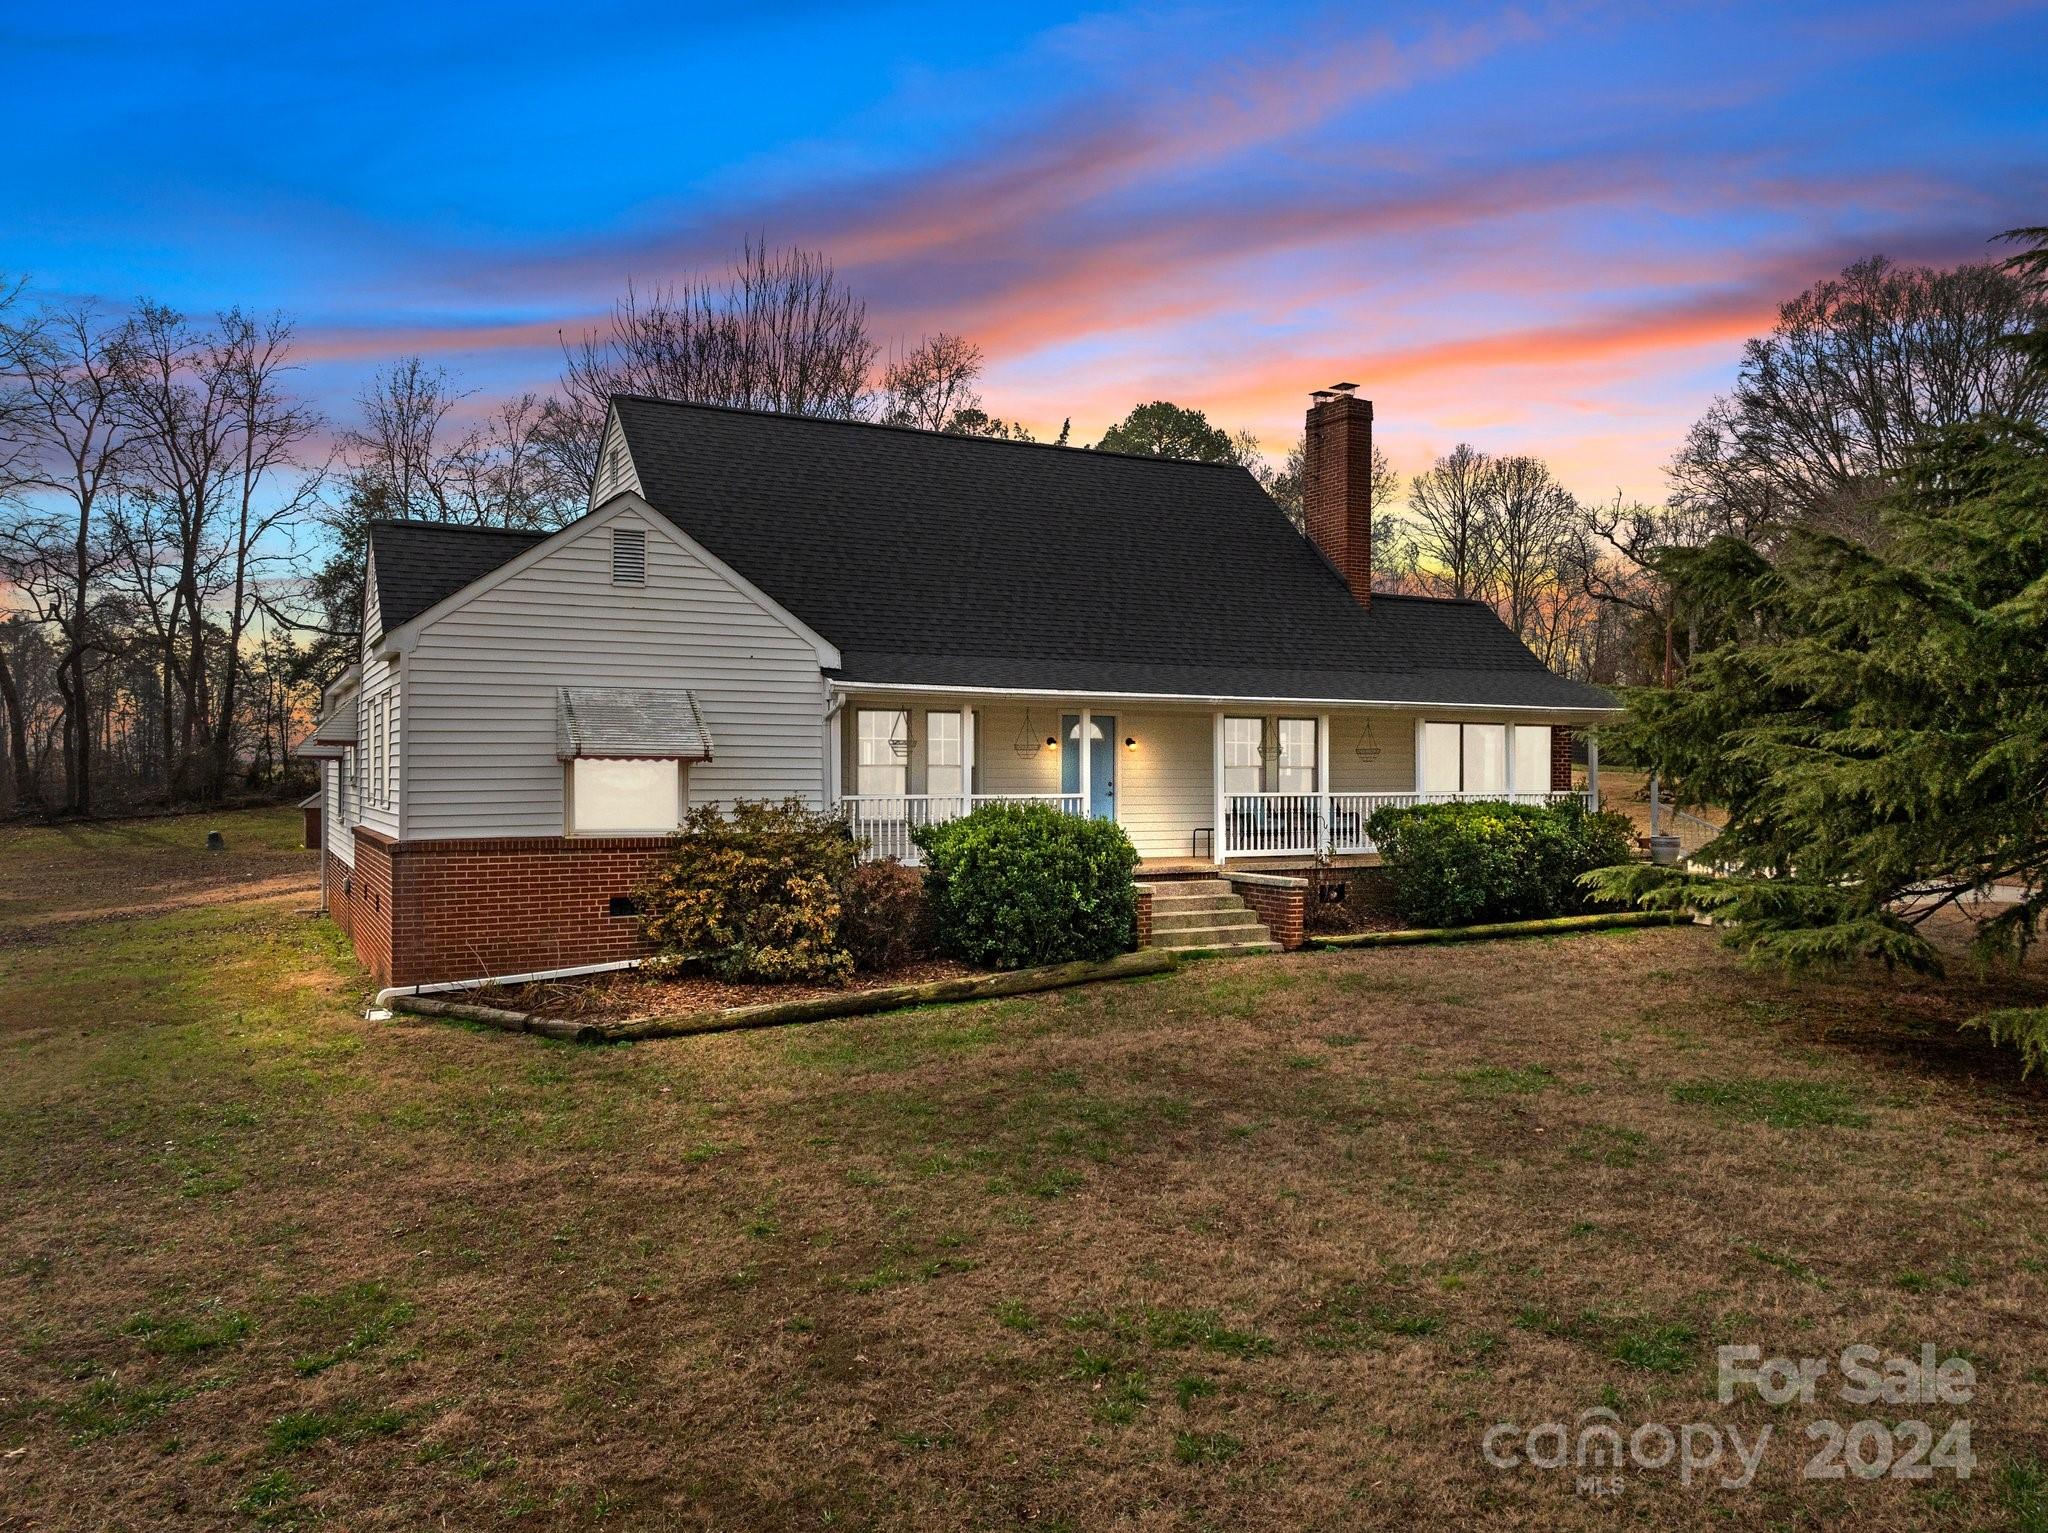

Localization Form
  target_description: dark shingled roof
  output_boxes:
[368,521,551,631]
[612,398,1616,710]
[363,399,1617,712]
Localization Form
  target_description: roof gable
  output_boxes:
[368,521,552,632]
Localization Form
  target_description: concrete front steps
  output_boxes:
[1139,879,1280,955]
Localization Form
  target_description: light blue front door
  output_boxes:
[1060,714,1117,819]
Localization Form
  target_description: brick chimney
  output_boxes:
[1304,382,1374,608]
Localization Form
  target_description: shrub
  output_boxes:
[837,859,935,972]
[636,798,856,982]
[1365,800,1636,928]
[913,802,1139,969]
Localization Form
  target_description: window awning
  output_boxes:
[556,687,714,762]
[308,707,357,745]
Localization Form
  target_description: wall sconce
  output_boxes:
[1045,735,1058,748]
[1124,736,1136,750]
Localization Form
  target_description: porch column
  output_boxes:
[1212,710,1227,864]
[1588,731,1600,810]
[1504,722,1518,806]
[963,706,976,799]
[1078,707,1092,818]
[1317,711,1331,853]
[825,702,843,808]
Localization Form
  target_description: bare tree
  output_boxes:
[111,305,320,800]
[1671,253,2048,544]
[1406,443,1500,601]
[1484,454,1578,643]
[0,300,133,813]
[881,333,983,431]
[345,359,568,526]
[545,241,878,489]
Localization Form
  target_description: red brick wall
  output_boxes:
[1303,391,1375,607]
[1134,885,1153,950]
[1551,727,1575,793]
[346,828,680,988]
[1227,874,1307,951]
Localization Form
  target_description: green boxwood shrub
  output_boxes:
[1364,800,1637,928]
[636,798,857,982]
[912,802,1139,969]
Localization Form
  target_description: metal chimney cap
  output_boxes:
[1310,389,1335,403]
[1328,381,1359,394]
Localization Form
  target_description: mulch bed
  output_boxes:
[478,959,984,1023]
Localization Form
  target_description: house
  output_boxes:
[299,384,1617,987]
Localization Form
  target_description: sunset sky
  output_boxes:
[8,0,2045,503]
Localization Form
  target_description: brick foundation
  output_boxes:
[340,828,682,988]
[1551,726,1575,792]
[1225,872,1308,951]
[1134,885,1153,950]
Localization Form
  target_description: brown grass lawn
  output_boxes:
[4,810,2048,1530]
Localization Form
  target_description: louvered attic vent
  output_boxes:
[611,527,646,585]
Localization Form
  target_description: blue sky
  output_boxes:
[7,0,2045,496]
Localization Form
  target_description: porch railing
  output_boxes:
[839,792,1085,863]
[1227,789,1593,859]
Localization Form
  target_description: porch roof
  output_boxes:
[828,640,1616,712]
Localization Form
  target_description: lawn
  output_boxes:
[3,810,2048,1529]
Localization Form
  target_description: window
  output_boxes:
[568,759,681,834]
[1223,717,1264,797]
[926,710,964,810]
[1421,721,1510,794]
[341,745,358,826]
[611,526,646,585]
[1276,718,1318,794]
[1513,725,1551,794]
[855,709,909,797]
[385,694,400,807]
[1462,723,1506,794]
[368,698,385,808]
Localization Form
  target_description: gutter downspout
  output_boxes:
[371,957,643,1016]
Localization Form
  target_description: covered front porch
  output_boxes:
[827,689,1601,866]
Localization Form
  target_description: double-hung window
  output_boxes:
[1422,721,1543,795]
[1275,718,1318,795]
[855,710,909,797]
[925,711,964,814]
[1223,717,1264,797]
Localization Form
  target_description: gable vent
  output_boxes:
[611,527,647,586]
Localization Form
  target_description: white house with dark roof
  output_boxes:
[302,385,1618,987]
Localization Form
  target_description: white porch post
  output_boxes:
[1504,722,1518,806]
[1212,710,1227,864]
[1412,716,1426,798]
[1078,706,1092,819]
[963,705,977,798]
[1587,730,1600,810]
[825,700,843,808]
[1317,712,1331,853]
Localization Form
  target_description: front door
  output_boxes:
[1090,714,1116,819]
[1060,713,1117,820]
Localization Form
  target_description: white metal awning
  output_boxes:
[556,687,714,762]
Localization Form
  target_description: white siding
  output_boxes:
[974,705,1063,797]
[355,550,401,837]
[1117,708,1212,861]
[591,415,644,506]
[404,504,826,838]
[1328,708,1419,793]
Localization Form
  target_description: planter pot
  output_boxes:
[1647,834,1681,866]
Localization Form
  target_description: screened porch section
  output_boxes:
[831,700,1594,865]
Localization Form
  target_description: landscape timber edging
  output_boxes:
[388,948,1179,1043]
[1305,909,1693,949]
